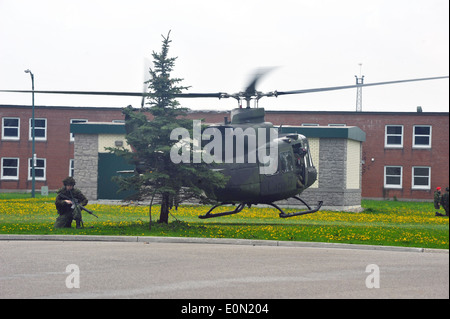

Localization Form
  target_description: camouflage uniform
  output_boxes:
[440,187,449,216]
[54,177,88,228]
[433,189,441,210]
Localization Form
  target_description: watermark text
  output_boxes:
[170,120,278,174]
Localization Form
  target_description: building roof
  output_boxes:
[280,126,366,142]
[1,104,448,116]
[71,122,126,134]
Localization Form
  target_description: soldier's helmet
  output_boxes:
[63,176,76,186]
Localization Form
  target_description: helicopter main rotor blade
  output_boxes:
[0,89,143,96]
[0,89,225,98]
[275,76,449,96]
[244,67,277,96]
[2,75,447,101]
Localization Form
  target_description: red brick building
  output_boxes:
[1,104,448,200]
[0,105,124,191]
[261,110,449,200]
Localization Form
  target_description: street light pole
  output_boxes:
[24,69,35,198]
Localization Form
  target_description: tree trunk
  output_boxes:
[159,193,170,224]
[148,191,156,230]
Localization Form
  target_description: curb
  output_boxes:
[0,234,448,254]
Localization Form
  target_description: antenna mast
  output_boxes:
[355,63,364,112]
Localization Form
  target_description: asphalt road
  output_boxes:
[0,240,448,299]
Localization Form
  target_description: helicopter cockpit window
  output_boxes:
[297,141,313,168]
[279,151,294,173]
[306,146,314,168]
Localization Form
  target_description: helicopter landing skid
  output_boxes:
[198,197,323,219]
[269,196,323,218]
[198,203,246,219]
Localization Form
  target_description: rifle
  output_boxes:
[58,192,99,218]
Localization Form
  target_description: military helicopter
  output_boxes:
[1,73,448,219]
[196,105,319,219]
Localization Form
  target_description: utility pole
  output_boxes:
[24,69,36,198]
[355,63,364,112]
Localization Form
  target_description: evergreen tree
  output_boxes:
[114,32,227,224]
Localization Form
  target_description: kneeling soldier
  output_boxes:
[54,177,88,229]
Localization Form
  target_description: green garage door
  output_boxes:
[97,153,136,200]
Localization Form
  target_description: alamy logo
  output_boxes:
[365,264,380,289]
[170,120,279,174]
[65,264,80,289]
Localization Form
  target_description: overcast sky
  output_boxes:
[0,0,448,112]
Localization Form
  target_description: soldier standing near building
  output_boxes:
[434,187,444,216]
[54,177,88,228]
[440,187,449,217]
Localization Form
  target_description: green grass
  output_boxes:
[0,192,58,199]
[0,194,448,249]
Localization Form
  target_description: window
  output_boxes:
[328,123,346,127]
[2,117,20,140]
[70,119,88,141]
[1,158,19,180]
[279,151,294,173]
[412,166,431,189]
[29,118,47,141]
[385,125,403,148]
[384,166,402,188]
[413,125,432,148]
[28,158,46,181]
[302,123,319,126]
[69,159,74,177]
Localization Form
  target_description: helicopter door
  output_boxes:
[259,148,296,202]
[299,140,317,188]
